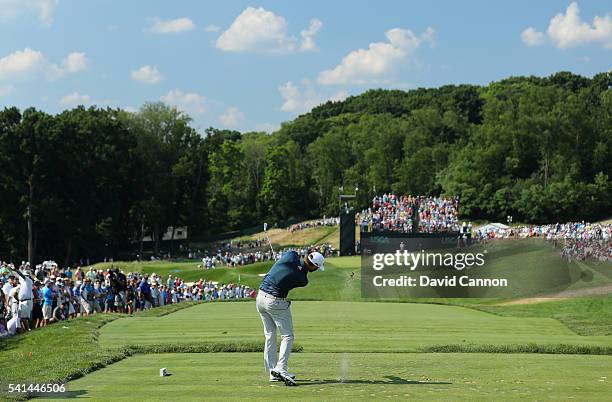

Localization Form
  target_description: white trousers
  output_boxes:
[256,291,294,375]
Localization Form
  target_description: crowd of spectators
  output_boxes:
[199,243,336,269]
[0,233,336,337]
[358,194,416,232]
[200,251,277,269]
[357,194,460,233]
[0,261,257,338]
[284,244,335,259]
[288,217,339,233]
[417,196,460,233]
[476,222,612,263]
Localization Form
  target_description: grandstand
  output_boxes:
[356,194,461,234]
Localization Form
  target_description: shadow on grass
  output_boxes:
[297,375,452,386]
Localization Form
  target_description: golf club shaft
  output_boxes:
[265,232,275,256]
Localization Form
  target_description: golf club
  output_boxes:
[263,222,275,257]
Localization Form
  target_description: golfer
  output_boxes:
[256,250,325,386]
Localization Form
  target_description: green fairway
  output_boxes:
[37,352,612,401]
[99,301,612,351]
[92,239,612,302]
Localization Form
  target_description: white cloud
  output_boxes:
[0,85,13,97]
[523,2,612,49]
[318,27,435,85]
[60,92,90,106]
[216,6,321,53]
[0,48,87,81]
[548,2,612,48]
[124,106,138,113]
[279,81,301,112]
[205,24,220,32]
[521,27,545,47]
[131,65,162,84]
[329,89,349,102]
[255,122,280,133]
[160,89,207,115]
[62,52,88,72]
[0,0,59,25]
[0,48,46,78]
[219,106,245,127]
[279,80,348,113]
[146,17,195,34]
[300,18,323,51]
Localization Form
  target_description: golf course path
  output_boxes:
[499,284,612,305]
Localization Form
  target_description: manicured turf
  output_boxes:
[0,303,199,389]
[99,301,612,351]
[37,352,612,401]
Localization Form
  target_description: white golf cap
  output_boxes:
[307,252,325,271]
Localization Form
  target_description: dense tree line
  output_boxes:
[0,71,610,264]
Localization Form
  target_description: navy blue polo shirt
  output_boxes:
[259,251,308,298]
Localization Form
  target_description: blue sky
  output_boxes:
[0,0,610,132]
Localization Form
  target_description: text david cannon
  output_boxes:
[372,275,509,287]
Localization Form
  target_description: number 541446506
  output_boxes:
[7,383,66,394]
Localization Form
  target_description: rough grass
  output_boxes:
[241,225,339,249]
[126,342,303,354]
[421,343,612,355]
[474,296,612,336]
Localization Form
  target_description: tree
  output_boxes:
[124,102,199,256]
[260,141,306,223]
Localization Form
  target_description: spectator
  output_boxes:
[138,275,153,309]
[52,301,67,322]
[126,278,137,314]
[80,278,95,316]
[112,268,128,314]
[41,280,54,326]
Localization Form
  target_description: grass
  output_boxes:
[420,343,612,355]
[89,239,612,336]
[189,225,342,253]
[36,352,612,401]
[91,238,612,300]
[5,236,612,400]
[475,296,612,336]
[0,302,302,401]
[240,225,340,249]
[0,314,121,388]
[91,225,341,275]
[99,301,612,352]
[473,239,612,297]
[0,303,194,386]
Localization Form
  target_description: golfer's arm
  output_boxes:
[8,267,25,281]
